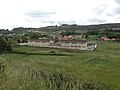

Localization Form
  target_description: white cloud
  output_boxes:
[0,0,120,30]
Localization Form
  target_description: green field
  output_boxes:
[0,41,120,90]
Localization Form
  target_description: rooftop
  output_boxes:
[29,38,52,42]
[59,39,87,43]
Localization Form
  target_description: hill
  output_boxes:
[10,23,120,34]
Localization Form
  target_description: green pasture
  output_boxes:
[0,41,120,90]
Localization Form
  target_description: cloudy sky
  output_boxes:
[0,0,120,30]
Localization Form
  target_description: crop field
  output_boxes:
[0,41,120,90]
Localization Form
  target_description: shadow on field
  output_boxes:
[7,51,72,56]
[32,46,89,53]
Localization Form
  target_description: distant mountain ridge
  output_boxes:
[10,23,120,33]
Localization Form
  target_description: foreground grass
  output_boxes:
[0,62,109,90]
[0,41,120,90]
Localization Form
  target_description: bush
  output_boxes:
[28,69,111,90]
[0,37,12,52]
[50,51,56,54]
[0,58,9,73]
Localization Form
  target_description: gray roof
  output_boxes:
[59,40,87,43]
[29,39,52,43]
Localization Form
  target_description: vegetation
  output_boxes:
[87,29,120,40]
[0,37,12,52]
[0,29,11,34]
[25,32,52,39]
[0,23,120,90]
[61,31,82,36]
[7,23,120,34]
[0,41,120,90]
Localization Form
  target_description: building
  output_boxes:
[59,40,88,50]
[27,38,97,50]
[28,38,54,47]
[87,41,97,50]
[97,36,116,41]
[101,37,111,41]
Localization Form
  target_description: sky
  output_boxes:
[0,0,120,30]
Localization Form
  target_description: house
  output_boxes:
[59,35,85,40]
[60,35,73,40]
[97,36,112,41]
[28,38,54,47]
[59,40,88,50]
[101,37,111,41]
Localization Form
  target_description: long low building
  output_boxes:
[26,38,97,50]
[59,40,88,50]
[28,39,54,47]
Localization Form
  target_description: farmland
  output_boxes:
[0,41,120,90]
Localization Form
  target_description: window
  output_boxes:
[72,42,76,44]
[65,42,69,44]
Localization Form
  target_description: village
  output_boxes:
[19,34,97,51]
[0,24,120,90]
[1,0,120,88]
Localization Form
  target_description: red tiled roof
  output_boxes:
[101,37,111,40]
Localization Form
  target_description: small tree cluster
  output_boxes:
[0,37,12,52]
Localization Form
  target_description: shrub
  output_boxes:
[50,51,56,54]
[0,58,9,73]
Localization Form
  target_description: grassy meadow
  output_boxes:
[0,41,120,90]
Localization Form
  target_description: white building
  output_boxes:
[87,41,97,50]
[59,40,88,50]
[28,39,54,47]
[27,39,97,50]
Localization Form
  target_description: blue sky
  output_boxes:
[0,0,120,30]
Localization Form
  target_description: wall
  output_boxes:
[60,42,88,50]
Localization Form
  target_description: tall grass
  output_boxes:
[0,59,111,90]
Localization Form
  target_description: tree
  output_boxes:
[61,31,65,37]
[0,37,7,52]
[84,33,89,38]
[0,37,12,52]
[54,37,59,42]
